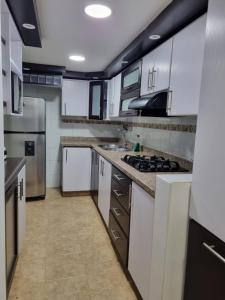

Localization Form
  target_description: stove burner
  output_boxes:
[122,155,187,173]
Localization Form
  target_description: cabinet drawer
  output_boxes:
[111,179,131,213]
[184,219,225,300]
[112,166,131,188]
[110,195,130,236]
[109,212,128,267]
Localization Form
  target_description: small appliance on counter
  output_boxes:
[4,97,46,200]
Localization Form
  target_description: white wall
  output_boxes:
[0,6,6,300]
[24,84,121,187]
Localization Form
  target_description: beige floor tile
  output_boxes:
[9,188,137,300]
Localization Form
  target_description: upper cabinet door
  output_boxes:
[168,15,206,116]
[153,38,173,93]
[112,73,121,117]
[62,79,89,117]
[141,39,172,96]
[89,81,104,120]
[108,73,121,118]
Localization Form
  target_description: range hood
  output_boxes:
[128,91,168,116]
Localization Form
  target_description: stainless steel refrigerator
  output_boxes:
[4,97,46,200]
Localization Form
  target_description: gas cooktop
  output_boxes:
[121,155,188,173]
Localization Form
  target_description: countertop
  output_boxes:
[5,157,26,191]
[61,138,192,198]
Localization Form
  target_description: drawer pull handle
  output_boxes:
[111,229,121,240]
[112,207,122,217]
[113,174,125,181]
[113,190,123,197]
[203,242,225,264]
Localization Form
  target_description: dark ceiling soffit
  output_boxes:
[23,62,65,75]
[104,0,208,78]
[22,0,208,79]
[6,0,42,47]
[63,70,107,81]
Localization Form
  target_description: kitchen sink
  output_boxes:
[98,144,131,152]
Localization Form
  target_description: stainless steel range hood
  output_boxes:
[128,91,168,116]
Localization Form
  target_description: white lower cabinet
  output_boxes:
[128,182,154,300]
[62,147,91,192]
[98,156,112,225]
[17,165,26,253]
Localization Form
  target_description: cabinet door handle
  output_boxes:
[111,229,121,241]
[66,149,68,163]
[113,190,123,197]
[20,179,23,200]
[113,174,125,181]
[148,69,153,89]
[128,184,132,209]
[203,242,225,264]
[102,161,104,176]
[152,67,156,89]
[112,207,122,217]
[167,91,172,113]
[64,103,67,115]
[1,36,6,45]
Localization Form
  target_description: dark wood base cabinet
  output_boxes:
[184,219,225,300]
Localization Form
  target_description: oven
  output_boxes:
[120,60,141,116]
[121,60,142,95]
[5,179,18,292]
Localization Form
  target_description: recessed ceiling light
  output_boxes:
[84,4,112,19]
[69,55,86,62]
[23,67,30,71]
[22,23,36,30]
[149,34,161,40]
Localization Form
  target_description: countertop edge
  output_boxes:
[5,158,26,192]
[61,142,156,197]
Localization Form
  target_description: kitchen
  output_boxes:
[0,0,225,299]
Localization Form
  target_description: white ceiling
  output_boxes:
[23,0,172,72]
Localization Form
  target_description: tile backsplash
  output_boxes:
[118,116,197,162]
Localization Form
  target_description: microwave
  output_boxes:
[11,71,22,114]
[121,60,142,95]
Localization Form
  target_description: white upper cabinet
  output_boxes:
[1,0,23,115]
[108,73,121,118]
[168,15,206,116]
[141,38,173,96]
[62,147,91,192]
[62,79,89,117]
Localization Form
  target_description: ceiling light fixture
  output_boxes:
[22,23,36,30]
[84,4,112,19]
[69,55,86,62]
[149,34,161,40]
